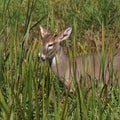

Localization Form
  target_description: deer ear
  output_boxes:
[56,27,72,42]
[39,25,50,38]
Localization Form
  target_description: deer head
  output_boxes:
[38,25,72,62]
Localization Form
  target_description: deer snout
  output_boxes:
[38,53,46,61]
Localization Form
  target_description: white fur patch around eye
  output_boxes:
[47,43,54,50]
[48,45,53,50]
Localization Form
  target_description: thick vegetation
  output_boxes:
[0,0,120,119]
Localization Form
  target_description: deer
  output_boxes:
[38,25,120,93]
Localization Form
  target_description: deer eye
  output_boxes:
[47,43,54,50]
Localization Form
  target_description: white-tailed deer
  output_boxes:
[38,25,120,92]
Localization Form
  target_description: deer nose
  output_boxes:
[38,53,46,61]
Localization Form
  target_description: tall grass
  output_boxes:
[0,0,120,119]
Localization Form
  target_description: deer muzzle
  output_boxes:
[38,53,46,61]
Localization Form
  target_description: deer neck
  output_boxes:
[50,46,69,76]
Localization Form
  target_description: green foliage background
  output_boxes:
[0,0,120,119]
